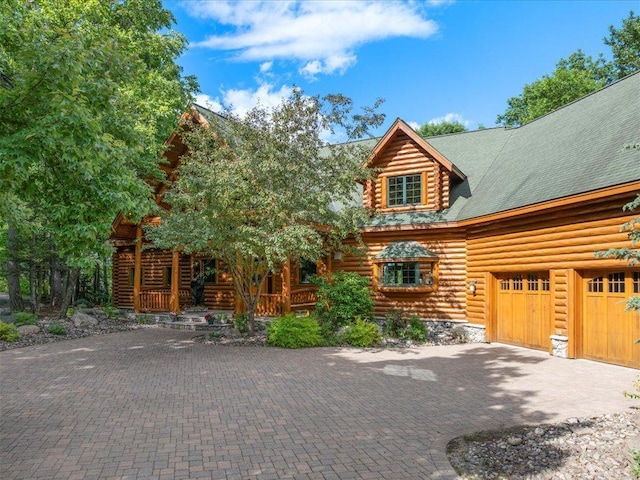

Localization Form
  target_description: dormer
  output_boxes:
[364,119,466,213]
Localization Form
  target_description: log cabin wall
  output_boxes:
[373,132,450,212]
[113,247,135,308]
[338,229,467,321]
[465,193,639,338]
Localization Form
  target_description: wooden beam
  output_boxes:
[282,257,291,314]
[133,226,142,313]
[169,250,180,313]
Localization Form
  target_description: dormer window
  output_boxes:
[388,174,421,206]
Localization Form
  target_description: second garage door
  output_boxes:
[583,270,640,368]
[496,273,551,351]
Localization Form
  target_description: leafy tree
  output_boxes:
[416,121,467,138]
[595,144,640,311]
[497,12,639,127]
[0,0,196,313]
[147,90,384,334]
[497,51,609,127]
[605,11,640,79]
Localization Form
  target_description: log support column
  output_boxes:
[133,226,142,313]
[169,250,180,313]
[282,257,291,314]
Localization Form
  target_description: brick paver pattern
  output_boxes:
[1,328,636,479]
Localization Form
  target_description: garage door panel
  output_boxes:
[582,271,640,369]
[496,273,549,351]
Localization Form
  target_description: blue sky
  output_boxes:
[164,0,637,136]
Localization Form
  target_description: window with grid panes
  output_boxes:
[608,272,625,293]
[381,262,419,286]
[388,174,422,206]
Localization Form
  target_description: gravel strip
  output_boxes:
[447,410,640,479]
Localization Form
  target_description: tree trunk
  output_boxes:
[6,221,25,313]
[103,259,109,301]
[29,233,38,314]
[59,267,81,317]
[50,246,64,308]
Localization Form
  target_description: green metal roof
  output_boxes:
[375,241,438,260]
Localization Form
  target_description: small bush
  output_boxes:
[406,316,427,342]
[234,313,249,334]
[384,309,407,337]
[267,314,323,348]
[103,305,121,319]
[384,310,428,343]
[314,271,374,328]
[47,324,67,335]
[14,312,38,327]
[0,321,21,342]
[631,450,640,478]
[342,318,381,348]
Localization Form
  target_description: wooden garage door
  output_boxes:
[583,271,640,369]
[496,273,550,350]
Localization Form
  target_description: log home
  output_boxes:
[111,72,640,368]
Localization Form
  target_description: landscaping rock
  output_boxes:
[71,311,99,327]
[17,325,40,335]
[447,410,639,479]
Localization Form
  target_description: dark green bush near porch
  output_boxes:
[267,314,323,348]
[314,272,374,328]
[342,318,381,348]
[384,309,428,342]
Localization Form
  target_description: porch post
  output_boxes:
[133,225,142,313]
[282,256,291,314]
[169,250,180,313]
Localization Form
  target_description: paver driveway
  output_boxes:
[1,328,637,480]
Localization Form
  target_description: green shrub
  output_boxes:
[406,316,427,342]
[233,313,249,334]
[0,321,21,342]
[47,324,67,335]
[314,272,374,328]
[384,310,428,343]
[342,318,381,348]
[14,312,38,327]
[632,450,640,478]
[103,305,121,319]
[267,314,323,348]
[384,309,407,337]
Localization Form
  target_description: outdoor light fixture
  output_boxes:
[468,280,478,295]
[333,252,343,261]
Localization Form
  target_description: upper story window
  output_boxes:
[388,174,421,206]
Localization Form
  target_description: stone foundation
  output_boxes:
[550,335,569,358]
[461,323,486,343]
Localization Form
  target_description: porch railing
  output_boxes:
[139,289,191,312]
[255,294,283,317]
[291,288,317,308]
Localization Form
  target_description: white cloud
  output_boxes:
[407,121,420,130]
[259,61,273,73]
[427,112,471,127]
[185,1,438,77]
[195,93,223,112]
[195,84,294,118]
